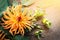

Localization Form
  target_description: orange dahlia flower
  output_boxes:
[2,5,33,36]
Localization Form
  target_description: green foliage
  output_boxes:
[35,30,43,36]
[21,0,34,6]
[42,18,51,28]
[13,35,29,40]
[34,9,45,18]
[34,30,43,40]
[35,25,41,29]
[0,12,3,18]
[0,0,11,18]
[12,0,19,6]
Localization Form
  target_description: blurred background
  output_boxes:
[33,0,60,40]
[23,0,60,40]
[0,0,60,40]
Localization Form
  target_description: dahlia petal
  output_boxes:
[1,18,6,22]
[19,24,24,35]
[23,9,27,16]
[25,25,31,31]
[0,30,9,40]
[9,29,13,35]
[3,12,10,19]
[1,33,6,40]
[4,25,11,29]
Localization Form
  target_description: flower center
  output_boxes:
[17,16,22,22]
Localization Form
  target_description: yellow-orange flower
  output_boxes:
[2,5,33,36]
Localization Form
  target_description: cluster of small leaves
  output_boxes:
[34,9,45,18]
[31,9,51,40]
[42,18,51,28]
[34,30,43,40]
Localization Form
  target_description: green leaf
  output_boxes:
[34,30,43,40]
[34,9,45,18]
[0,11,3,18]
[22,36,29,40]
[0,26,11,35]
[42,18,51,28]
[12,0,19,6]
[13,35,22,40]
[0,0,9,18]
[7,0,12,6]
[13,35,29,40]
[35,30,43,36]
[21,0,34,6]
